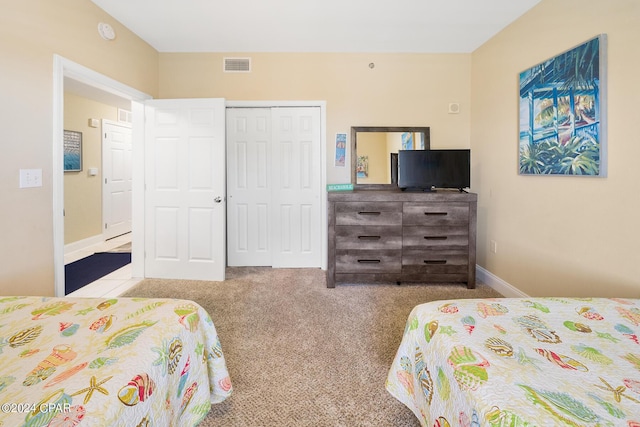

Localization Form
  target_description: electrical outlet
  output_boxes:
[490,240,498,254]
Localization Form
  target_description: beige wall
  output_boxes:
[159,53,472,185]
[63,93,118,244]
[471,0,640,297]
[356,133,388,184]
[5,0,635,298]
[0,1,158,296]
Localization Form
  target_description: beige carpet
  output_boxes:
[122,267,503,426]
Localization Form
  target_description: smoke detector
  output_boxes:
[98,23,116,41]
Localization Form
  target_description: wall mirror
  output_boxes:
[351,126,430,188]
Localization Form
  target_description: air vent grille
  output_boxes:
[118,108,132,123]
[224,57,251,73]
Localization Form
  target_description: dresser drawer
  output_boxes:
[403,249,468,266]
[335,202,402,226]
[335,225,402,250]
[401,270,469,283]
[336,249,401,273]
[403,202,469,226]
[402,249,469,279]
[403,226,468,249]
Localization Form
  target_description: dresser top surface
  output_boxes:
[327,188,477,202]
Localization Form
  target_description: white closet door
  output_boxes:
[226,107,322,268]
[271,107,321,267]
[226,108,272,266]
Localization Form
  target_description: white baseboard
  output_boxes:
[64,234,105,255]
[476,265,529,297]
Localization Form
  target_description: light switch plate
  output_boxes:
[19,169,42,188]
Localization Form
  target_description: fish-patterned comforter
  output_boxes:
[0,296,232,427]
[386,298,640,426]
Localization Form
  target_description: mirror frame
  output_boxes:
[351,126,431,189]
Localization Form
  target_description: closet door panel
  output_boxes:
[271,107,322,268]
[226,108,272,266]
[227,107,322,268]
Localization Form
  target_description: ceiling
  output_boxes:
[64,77,132,110]
[90,0,540,53]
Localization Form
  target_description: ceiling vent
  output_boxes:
[224,57,251,73]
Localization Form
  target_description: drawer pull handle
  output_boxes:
[424,236,447,240]
[424,260,447,264]
[357,259,381,264]
[358,211,381,216]
[425,212,448,216]
[358,235,381,240]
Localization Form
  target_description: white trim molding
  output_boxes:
[476,265,529,297]
[64,234,105,256]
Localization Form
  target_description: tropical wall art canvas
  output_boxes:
[519,35,607,176]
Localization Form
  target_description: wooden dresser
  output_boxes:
[327,189,477,288]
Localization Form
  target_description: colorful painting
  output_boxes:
[356,155,368,178]
[401,132,413,150]
[335,133,346,167]
[519,35,607,176]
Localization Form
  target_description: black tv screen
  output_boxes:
[398,149,470,191]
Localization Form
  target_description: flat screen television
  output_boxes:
[398,149,470,191]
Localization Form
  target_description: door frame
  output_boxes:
[53,55,151,296]
[225,101,328,270]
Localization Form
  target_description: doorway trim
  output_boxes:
[53,55,151,296]
[225,100,328,270]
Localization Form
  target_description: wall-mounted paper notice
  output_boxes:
[335,133,346,167]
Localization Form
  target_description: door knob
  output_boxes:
[214,196,223,203]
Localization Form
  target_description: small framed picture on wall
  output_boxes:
[64,130,82,172]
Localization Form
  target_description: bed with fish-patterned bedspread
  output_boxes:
[386,298,640,426]
[0,296,232,427]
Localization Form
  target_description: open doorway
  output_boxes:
[62,84,133,295]
[53,55,151,297]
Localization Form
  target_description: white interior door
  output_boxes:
[144,98,226,281]
[226,108,272,266]
[226,107,321,268]
[271,107,321,268]
[102,120,132,240]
